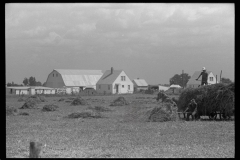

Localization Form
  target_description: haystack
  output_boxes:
[6,106,19,116]
[88,106,112,112]
[18,97,25,102]
[42,104,59,112]
[25,95,41,104]
[148,103,178,122]
[178,83,234,117]
[70,97,87,106]
[20,99,38,109]
[110,96,129,106]
[66,110,102,119]
[58,98,65,102]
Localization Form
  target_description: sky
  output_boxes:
[6,3,234,85]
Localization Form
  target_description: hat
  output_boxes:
[202,67,206,71]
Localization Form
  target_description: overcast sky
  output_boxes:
[6,3,234,85]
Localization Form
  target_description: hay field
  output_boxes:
[6,94,235,158]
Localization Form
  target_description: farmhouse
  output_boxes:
[96,67,134,94]
[132,78,148,92]
[44,69,103,94]
[187,71,218,88]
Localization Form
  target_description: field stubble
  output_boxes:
[6,94,234,158]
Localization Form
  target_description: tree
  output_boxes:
[35,81,42,86]
[29,76,36,86]
[23,78,29,86]
[169,73,191,87]
[42,82,46,87]
[221,77,232,84]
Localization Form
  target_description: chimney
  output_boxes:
[111,67,114,74]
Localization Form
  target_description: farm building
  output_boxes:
[6,86,55,95]
[96,67,134,94]
[44,69,103,94]
[132,78,148,92]
[187,71,218,88]
[158,85,170,92]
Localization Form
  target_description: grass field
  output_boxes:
[6,94,235,158]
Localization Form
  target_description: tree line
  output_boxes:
[7,76,45,87]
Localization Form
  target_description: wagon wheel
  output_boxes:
[208,112,217,120]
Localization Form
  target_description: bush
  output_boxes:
[178,83,234,118]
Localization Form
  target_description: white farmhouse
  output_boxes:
[187,71,218,88]
[132,78,148,92]
[44,69,103,94]
[96,67,134,94]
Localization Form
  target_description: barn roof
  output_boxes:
[96,70,123,84]
[187,71,212,85]
[7,86,30,90]
[132,79,148,86]
[53,69,103,87]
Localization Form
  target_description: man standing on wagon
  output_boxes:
[196,67,208,86]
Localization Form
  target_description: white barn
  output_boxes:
[96,67,134,94]
[187,71,218,88]
[44,69,103,94]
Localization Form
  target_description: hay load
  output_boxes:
[178,83,234,118]
[70,97,87,106]
[110,97,129,106]
[42,104,59,112]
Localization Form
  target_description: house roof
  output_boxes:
[96,70,123,84]
[159,85,169,91]
[32,86,54,90]
[187,71,212,85]
[53,69,103,87]
[169,84,182,88]
[132,79,148,86]
[7,86,30,90]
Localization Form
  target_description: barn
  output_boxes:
[96,67,134,94]
[132,78,148,92]
[6,86,56,95]
[44,69,103,94]
[187,71,218,88]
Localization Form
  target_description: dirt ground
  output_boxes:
[6,94,235,158]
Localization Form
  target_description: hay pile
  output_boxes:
[18,97,25,102]
[66,110,103,119]
[178,83,235,118]
[88,106,112,112]
[110,97,129,106]
[58,98,65,102]
[42,104,59,112]
[20,99,38,109]
[6,106,19,116]
[148,103,178,122]
[18,112,29,116]
[70,97,87,106]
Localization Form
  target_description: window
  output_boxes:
[108,85,110,90]
[121,76,126,81]
[128,85,130,90]
[56,73,58,77]
[122,85,124,88]
[210,77,213,81]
